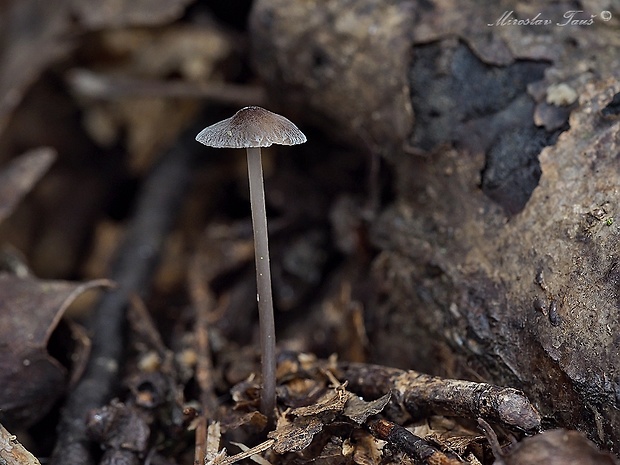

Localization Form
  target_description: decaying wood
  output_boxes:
[250,0,620,451]
[336,363,540,432]
[488,427,620,465]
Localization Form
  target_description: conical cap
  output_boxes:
[195,106,307,148]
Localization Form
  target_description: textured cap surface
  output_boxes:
[195,106,307,148]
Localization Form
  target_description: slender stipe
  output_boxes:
[246,146,276,419]
[195,106,306,424]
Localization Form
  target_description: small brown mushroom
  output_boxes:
[195,106,307,420]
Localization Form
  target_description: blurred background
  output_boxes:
[2,1,620,460]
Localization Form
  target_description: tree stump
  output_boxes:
[250,0,620,452]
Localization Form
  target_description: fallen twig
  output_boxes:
[336,363,541,433]
[368,418,465,465]
[66,69,266,107]
[50,125,199,465]
[189,255,220,464]
[206,439,275,465]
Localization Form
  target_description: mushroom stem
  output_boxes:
[245,146,277,420]
[196,106,306,423]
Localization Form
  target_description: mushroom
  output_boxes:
[195,106,307,420]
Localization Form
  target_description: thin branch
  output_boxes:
[368,418,464,465]
[50,124,199,465]
[66,69,266,107]
[336,362,541,432]
[189,255,220,464]
[207,440,275,465]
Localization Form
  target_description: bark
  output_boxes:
[336,362,540,432]
[249,0,620,452]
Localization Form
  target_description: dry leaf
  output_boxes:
[343,392,391,424]
[269,415,324,454]
[221,410,268,433]
[348,429,383,465]
[288,384,348,418]
[0,274,113,427]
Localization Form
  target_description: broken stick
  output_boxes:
[336,363,541,432]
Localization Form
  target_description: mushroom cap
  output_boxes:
[195,106,307,148]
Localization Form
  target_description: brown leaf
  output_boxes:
[0,148,56,224]
[268,384,352,455]
[312,439,349,465]
[269,415,324,454]
[278,377,327,408]
[346,429,383,465]
[288,384,348,418]
[220,410,268,434]
[343,392,391,425]
[0,274,113,427]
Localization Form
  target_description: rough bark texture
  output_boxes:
[250,0,620,452]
